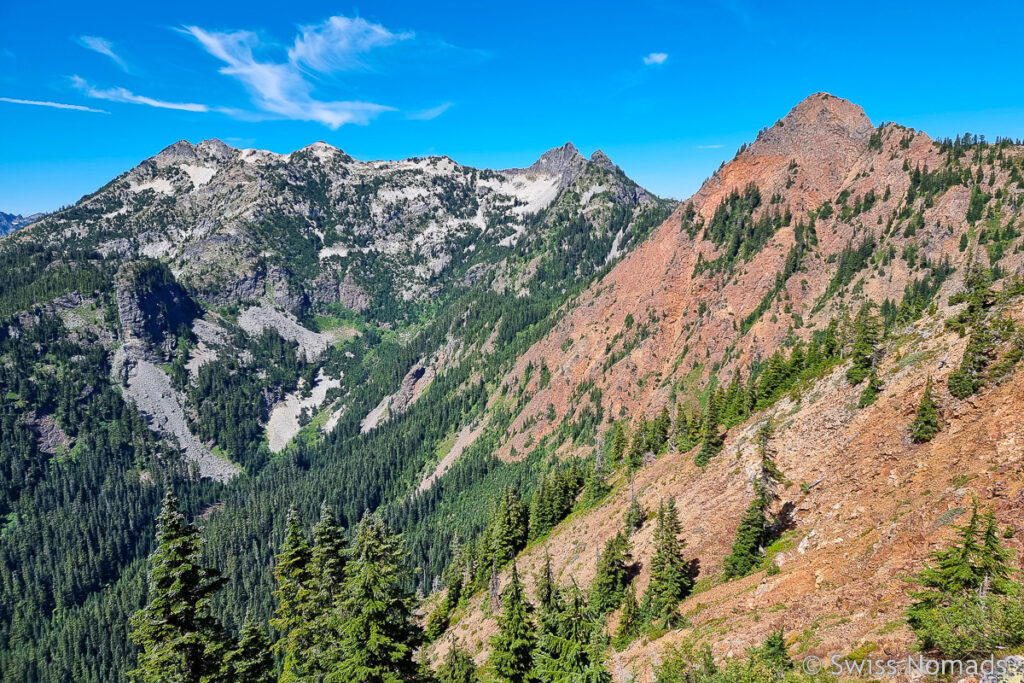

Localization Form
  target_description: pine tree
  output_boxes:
[643,499,693,627]
[426,573,463,642]
[909,502,1015,613]
[723,422,782,579]
[583,456,610,506]
[535,552,557,616]
[906,502,1021,652]
[694,396,722,467]
[910,376,941,442]
[847,303,882,385]
[493,487,529,562]
[627,417,648,471]
[271,507,314,681]
[327,511,423,683]
[310,501,347,601]
[613,585,642,649]
[610,423,629,463]
[624,494,646,536]
[978,508,1015,596]
[750,629,792,671]
[589,531,633,615]
[437,644,477,683]
[308,500,348,671]
[858,370,882,408]
[489,561,535,683]
[723,497,769,580]
[533,582,612,683]
[673,403,688,451]
[650,406,671,453]
[223,615,274,683]
[676,407,702,453]
[129,492,226,683]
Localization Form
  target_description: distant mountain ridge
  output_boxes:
[0,210,43,236]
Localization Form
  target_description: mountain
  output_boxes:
[1,94,1023,682]
[0,211,43,236]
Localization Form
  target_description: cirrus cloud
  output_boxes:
[0,96,108,113]
[70,75,210,112]
[643,52,668,65]
[180,16,408,129]
[78,36,131,73]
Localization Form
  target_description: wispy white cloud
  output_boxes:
[71,75,210,112]
[0,96,108,113]
[696,144,723,149]
[78,36,131,72]
[643,52,668,65]
[181,22,394,129]
[288,16,412,73]
[406,102,453,120]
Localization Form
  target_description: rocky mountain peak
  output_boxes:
[528,141,584,171]
[589,149,617,172]
[752,92,874,162]
[156,140,198,163]
[196,138,234,159]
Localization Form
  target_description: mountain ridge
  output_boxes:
[1,93,1023,682]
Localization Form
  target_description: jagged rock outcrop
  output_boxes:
[115,261,201,361]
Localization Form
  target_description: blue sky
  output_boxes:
[1,0,1022,215]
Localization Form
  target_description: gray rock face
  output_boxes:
[115,263,200,361]
[24,411,72,454]
[524,142,588,188]
[24,135,670,324]
[589,150,617,172]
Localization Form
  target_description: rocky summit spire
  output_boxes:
[526,142,587,185]
[589,150,617,172]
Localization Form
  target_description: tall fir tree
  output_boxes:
[694,394,723,467]
[494,487,529,562]
[723,422,783,579]
[858,370,882,408]
[610,422,629,463]
[613,585,642,650]
[223,615,274,683]
[129,493,226,683]
[910,376,941,442]
[489,562,536,683]
[533,582,612,683]
[306,501,348,672]
[846,303,882,385]
[624,476,646,535]
[436,644,478,683]
[271,507,314,682]
[327,511,424,683]
[588,531,633,615]
[627,417,648,471]
[643,499,693,627]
